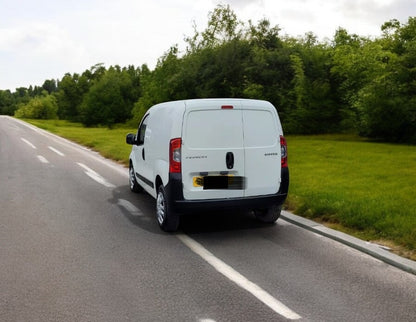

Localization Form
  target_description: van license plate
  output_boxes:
[193,176,245,190]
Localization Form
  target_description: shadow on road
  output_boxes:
[179,210,275,234]
[109,185,277,235]
[108,185,164,235]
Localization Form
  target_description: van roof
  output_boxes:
[149,98,276,115]
[183,98,270,105]
[184,98,275,111]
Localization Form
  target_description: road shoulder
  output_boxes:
[281,211,416,275]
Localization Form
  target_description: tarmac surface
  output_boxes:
[281,211,416,275]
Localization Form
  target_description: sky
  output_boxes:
[0,0,414,91]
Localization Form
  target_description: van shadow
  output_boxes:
[109,185,277,235]
[108,185,163,235]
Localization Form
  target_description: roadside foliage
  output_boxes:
[1,6,415,142]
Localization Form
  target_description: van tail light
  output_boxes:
[280,136,288,168]
[169,138,182,173]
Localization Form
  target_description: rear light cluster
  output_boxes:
[169,136,286,173]
[280,136,288,168]
[169,138,182,173]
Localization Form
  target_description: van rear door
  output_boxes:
[181,100,245,200]
[241,100,281,197]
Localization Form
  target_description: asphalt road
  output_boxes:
[1,115,415,322]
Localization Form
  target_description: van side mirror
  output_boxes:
[126,133,137,145]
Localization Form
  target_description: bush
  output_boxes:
[14,94,58,119]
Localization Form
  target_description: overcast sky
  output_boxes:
[0,0,414,91]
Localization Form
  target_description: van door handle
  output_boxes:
[226,152,234,169]
[142,148,145,160]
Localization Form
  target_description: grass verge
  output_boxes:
[25,119,136,164]
[23,119,416,260]
[286,134,416,260]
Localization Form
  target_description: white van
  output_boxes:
[126,99,289,231]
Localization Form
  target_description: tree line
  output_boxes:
[1,5,415,143]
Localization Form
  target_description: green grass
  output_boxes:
[23,119,416,259]
[286,134,416,257]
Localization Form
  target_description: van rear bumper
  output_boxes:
[172,193,288,213]
[166,168,289,214]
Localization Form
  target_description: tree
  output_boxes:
[55,73,87,121]
[79,66,138,126]
[330,29,379,131]
[14,92,58,119]
[243,18,289,105]
[42,79,57,94]
[0,90,15,115]
[355,17,416,142]
[185,4,243,53]
[247,18,281,50]
[132,48,186,123]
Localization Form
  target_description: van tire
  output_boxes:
[129,163,143,193]
[156,185,179,232]
[254,204,282,223]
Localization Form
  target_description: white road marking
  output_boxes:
[77,162,115,188]
[177,234,301,320]
[37,155,49,164]
[12,117,129,179]
[48,146,65,156]
[21,138,36,149]
[117,199,144,216]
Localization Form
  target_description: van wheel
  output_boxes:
[129,163,142,193]
[156,185,179,232]
[254,204,282,223]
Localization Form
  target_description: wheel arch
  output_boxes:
[155,175,163,191]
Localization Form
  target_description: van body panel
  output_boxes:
[154,159,169,197]
[242,108,281,196]
[181,99,281,200]
[131,114,153,195]
[131,101,185,198]
[182,100,245,200]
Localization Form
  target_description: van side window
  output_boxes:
[137,115,149,145]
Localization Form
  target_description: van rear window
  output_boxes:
[243,110,277,147]
[185,110,243,149]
